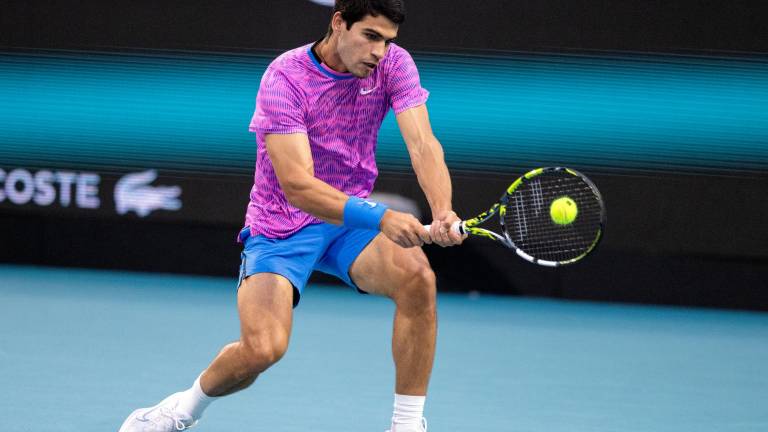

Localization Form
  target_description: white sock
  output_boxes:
[391,393,426,431]
[176,375,216,420]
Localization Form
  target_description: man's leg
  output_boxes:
[199,273,295,396]
[349,234,436,431]
[119,273,294,432]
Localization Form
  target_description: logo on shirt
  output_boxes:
[114,170,182,217]
[360,86,378,95]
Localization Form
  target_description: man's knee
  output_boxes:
[239,330,289,376]
[394,260,437,315]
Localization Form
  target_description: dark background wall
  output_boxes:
[2,0,767,310]
[3,0,768,53]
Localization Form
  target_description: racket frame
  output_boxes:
[460,167,605,267]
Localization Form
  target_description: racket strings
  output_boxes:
[503,172,603,263]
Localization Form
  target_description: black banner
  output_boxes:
[3,0,767,54]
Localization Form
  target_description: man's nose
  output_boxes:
[372,42,386,61]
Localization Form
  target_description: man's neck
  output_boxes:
[316,36,347,73]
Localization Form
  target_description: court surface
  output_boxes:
[1,264,767,432]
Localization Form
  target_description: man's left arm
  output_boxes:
[396,104,464,247]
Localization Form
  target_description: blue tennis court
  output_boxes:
[2,264,767,432]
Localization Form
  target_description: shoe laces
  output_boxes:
[138,404,197,431]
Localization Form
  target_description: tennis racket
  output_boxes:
[425,167,605,267]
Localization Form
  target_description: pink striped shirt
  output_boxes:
[244,43,429,238]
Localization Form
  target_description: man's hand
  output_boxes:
[380,209,433,248]
[428,210,466,247]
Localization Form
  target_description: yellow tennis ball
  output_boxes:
[550,196,578,225]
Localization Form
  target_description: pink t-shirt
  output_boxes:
[244,43,429,238]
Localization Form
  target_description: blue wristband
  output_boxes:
[343,196,389,231]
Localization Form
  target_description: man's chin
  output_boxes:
[353,68,373,78]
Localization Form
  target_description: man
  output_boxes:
[119,1,463,431]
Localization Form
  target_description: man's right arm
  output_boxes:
[265,132,347,225]
[266,133,430,247]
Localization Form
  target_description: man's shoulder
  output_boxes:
[266,44,313,76]
[387,43,409,56]
[383,43,413,65]
[379,43,418,77]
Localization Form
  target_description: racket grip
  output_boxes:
[422,221,464,235]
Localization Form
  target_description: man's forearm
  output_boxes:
[281,175,349,225]
[410,136,453,219]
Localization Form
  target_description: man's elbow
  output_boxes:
[280,177,312,209]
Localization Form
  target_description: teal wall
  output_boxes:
[2,50,767,174]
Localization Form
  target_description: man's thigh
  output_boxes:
[348,233,433,298]
[237,273,294,342]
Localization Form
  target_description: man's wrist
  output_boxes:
[343,196,389,230]
[431,208,455,220]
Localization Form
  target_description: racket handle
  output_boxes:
[422,221,465,235]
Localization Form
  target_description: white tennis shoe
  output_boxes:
[386,417,427,432]
[118,392,197,431]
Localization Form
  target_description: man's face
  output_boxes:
[334,13,399,78]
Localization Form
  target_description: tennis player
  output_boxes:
[119,1,462,431]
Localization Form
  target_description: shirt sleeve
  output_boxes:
[249,68,307,134]
[386,47,429,114]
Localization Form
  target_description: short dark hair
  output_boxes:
[330,0,405,34]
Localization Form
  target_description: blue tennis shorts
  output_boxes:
[237,223,380,307]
